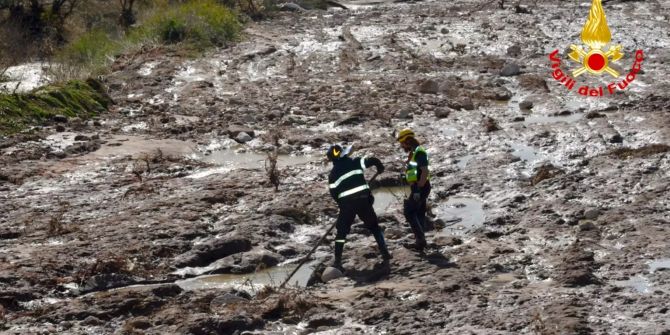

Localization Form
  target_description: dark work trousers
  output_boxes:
[334,194,387,263]
[403,182,431,244]
[336,195,382,239]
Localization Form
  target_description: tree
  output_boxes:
[118,0,135,27]
[0,0,80,40]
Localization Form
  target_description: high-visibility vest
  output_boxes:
[405,146,430,183]
[329,157,370,199]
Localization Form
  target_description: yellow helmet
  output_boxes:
[397,128,415,143]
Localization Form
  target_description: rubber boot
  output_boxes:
[333,241,345,271]
[408,220,426,251]
[372,230,393,260]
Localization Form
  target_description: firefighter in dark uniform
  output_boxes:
[327,144,392,270]
[397,129,431,251]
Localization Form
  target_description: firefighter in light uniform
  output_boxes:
[397,129,431,251]
[327,144,392,271]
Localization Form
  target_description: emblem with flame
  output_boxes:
[568,0,623,77]
[547,0,644,97]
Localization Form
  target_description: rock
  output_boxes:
[235,132,253,143]
[515,4,531,13]
[610,133,623,143]
[440,28,449,34]
[210,293,249,312]
[64,141,101,155]
[152,284,183,298]
[585,111,606,119]
[507,44,522,57]
[384,227,404,239]
[434,108,451,118]
[307,314,342,329]
[174,236,252,267]
[56,125,66,132]
[483,117,501,132]
[500,63,521,77]
[433,236,463,247]
[82,316,104,326]
[127,317,152,330]
[321,266,344,282]
[519,100,533,110]
[227,125,255,138]
[492,87,512,100]
[579,221,597,231]
[74,135,90,141]
[398,108,413,119]
[561,269,600,287]
[0,230,21,239]
[583,209,601,220]
[53,115,68,123]
[187,315,264,334]
[418,79,439,94]
[448,98,474,111]
[80,273,136,294]
[277,2,306,11]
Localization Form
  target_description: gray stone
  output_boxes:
[398,108,413,119]
[500,63,521,77]
[82,316,103,326]
[609,133,623,144]
[434,108,451,118]
[579,221,597,231]
[583,209,601,220]
[507,45,522,57]
[227,125,255,138]
[418,79,439,94]
[210,293,249,312]
[519,100,534,110]
[321,266,344,282]
[235,132,253,143]
[53,115,68,123]
[127,317,152,330]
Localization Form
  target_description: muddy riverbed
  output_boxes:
[1,0,670,333]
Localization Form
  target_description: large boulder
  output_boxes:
[174,236,252,268]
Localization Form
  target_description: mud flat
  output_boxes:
[1,0,670,333]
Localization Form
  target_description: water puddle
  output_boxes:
[615,275,651,294]
[203,149,318,168]
[523,113,583,125]
[86,136,196,159]
[189,149,319,179]
[372,186,409,214]
[455,154,475,170]
[434,198,486,234]
[613,258,670,293]
[175,262,316,292]
[510,143,540,163]
[649,258,670,273]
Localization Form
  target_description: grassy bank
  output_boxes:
[0,79,111,135]
[55,0,241,77]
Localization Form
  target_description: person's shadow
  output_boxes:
[419,250,456,269]
[347,261,391,285]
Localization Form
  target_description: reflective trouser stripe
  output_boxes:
[335,240,346,243]
[338,184,369,198]
[329,169,363,189]
[360,156,367,170]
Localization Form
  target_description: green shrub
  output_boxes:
[55,30,122,76]
[140,0,241,49]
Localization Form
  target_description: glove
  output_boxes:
[412,192,421,202]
